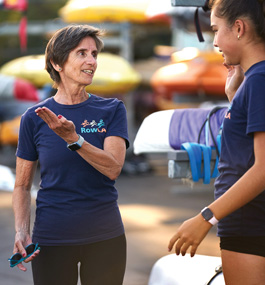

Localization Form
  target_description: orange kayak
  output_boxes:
[0,116,20,146]
[151,48,227,98]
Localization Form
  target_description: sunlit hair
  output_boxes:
[45,25,104,88]
[209,0,265,43]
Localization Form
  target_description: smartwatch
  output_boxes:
[201,207,219,226]
[67,135,84,151]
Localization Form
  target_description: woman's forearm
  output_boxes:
[209,163,265,221]
[77,137,126,181]
[168,162,265,256]
[35,107,126,181]
[209,132,265,220]
[12,158,37,235]
[13,186,31,235]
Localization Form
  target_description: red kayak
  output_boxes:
[0,74,39,102]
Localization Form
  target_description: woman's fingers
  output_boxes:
[175,240,184,256]
[170,236,199,257]
[190,244,198,258]
[168,233,179,252]
[35,107,76,141]
[168,234,196,257]
[24,249,40,263]
[35,107,58,126]
[168,215,212,257]
[17,263,27,272]
[168,232,190,256]
[179,241,191,256]
[223,63,234,71]
[14,240,27,259]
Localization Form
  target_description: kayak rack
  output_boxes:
[0,20,133,62]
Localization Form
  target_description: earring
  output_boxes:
[237,35,241,40]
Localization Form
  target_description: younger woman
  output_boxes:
[168,0,265,284]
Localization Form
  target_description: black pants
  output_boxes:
[32,234,126,285]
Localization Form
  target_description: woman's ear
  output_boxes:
[50,60,62,72]
[234,19,246,39]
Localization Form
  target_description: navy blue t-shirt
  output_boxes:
[215,61,265,237]
[16,94,129,245]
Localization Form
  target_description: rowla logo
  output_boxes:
[80,119,106,133]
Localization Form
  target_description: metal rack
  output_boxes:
[0,19,133,62]
[168,149,217,180]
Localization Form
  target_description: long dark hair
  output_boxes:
[209,0,265,42]
[45,25,104,88]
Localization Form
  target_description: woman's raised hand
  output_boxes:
[35,107,79,144]
[224,64,244,102]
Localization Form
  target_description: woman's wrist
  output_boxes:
[15,224,30,237]
[65,133,79,144]
[200,207,219,226]
[226,91,236,102]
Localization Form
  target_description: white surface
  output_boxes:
[148,254,224,285]
[0,165,15,191]
[0,164,38,197]
[0,74,15,99]
[133,110,175,155]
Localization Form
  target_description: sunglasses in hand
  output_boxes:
[8,243,41,268]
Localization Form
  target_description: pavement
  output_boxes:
[0,153,221,285]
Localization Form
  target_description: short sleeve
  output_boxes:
[106,101,130,149]
[16,111,38,161]
[246,74,265,135]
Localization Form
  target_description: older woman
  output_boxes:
[10,25,129,285]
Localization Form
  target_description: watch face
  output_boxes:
[67,143,81,151]
[67,135,84,151]
[201,208,213,221]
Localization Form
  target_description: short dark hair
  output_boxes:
[45,24,104,88]
[209,0,265,43]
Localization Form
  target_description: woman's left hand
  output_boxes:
[168,214,212,257]
[224,64,244,102]
[35,107,79,143]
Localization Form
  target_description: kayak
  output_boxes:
[134,107,227,155]
[87,53,141,95]
[0,55,52,88]
[151,48,227,98]
[59,0,156,24]
[0,53,141,95]
[0,74,39,101]
[0,116,20,146]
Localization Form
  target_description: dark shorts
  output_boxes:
[220,236,265,257]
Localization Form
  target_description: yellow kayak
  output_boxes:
[0,55,52,88]
[0,53,141,95]
[87,53,141,95]
[59,0,150,23]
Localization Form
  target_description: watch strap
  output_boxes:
[208,216,219,226]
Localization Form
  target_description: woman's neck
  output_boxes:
[53,86,89,105]
[240,42,265,73]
